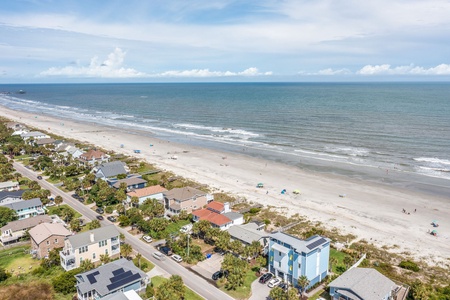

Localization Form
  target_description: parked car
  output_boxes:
[96,215,104,221]
[212,270,229,280]
[268,278,282,288]
[160,246,173,256]
[171,254,183,263]
[96,207,104,214]
[278,282,288,291]
[180,224,193,233]
[107,216,117,222]
[78,197,85,203]
[152,252,165,260]
[259,272,273,284]
[143,235,153,243]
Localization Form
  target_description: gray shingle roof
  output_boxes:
[227,223,268,244]
[223,211,243,221]
[164,187,206,202]
[0,190,25,201]
[0,215,52,232]
[76,258,147,296]
[68,225,119,249]
[270,232,330,254]
[96,161,127,178]
[112,177,147,189]
[3,198,42,211]
[328,267,398,300]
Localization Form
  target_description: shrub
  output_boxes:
[105,205,114,214]
[399,260,420,272]
[249,208,261,214]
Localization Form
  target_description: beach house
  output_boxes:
[1,198,45,219]
[192,201,244,230]
[111,175,147,191]
[79,149,109,165]
[328,267,409,300]
[126,185,167,206]
[60,225,120,271]
[227,222,269,252]
[0,215,52,245]
[95,161,129,181]
[0,190,25,206]
[163,186,213,215]
[0,181,20,192]
[29,222,72,259]
[268,232,330,289]
[20,131,50,141]
[75,258,148,300]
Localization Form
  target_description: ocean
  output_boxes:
[1,83,450,196]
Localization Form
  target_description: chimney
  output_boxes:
[90,232,95,243]
[224,202,230,213]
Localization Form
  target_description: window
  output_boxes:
[55,239,58,243]
[279,251,281,256]
[99,240,107,247]
[105,249,108,255]
[278,261,281,268]
[47,241,50,245]
[93,253,96,259]
[79,246,88,254]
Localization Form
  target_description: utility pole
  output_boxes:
[187,234,190,258]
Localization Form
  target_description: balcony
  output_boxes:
[60,249,76,271]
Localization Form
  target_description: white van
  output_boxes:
[180,224,193,233]
[152,251,165,261]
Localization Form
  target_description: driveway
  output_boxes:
[191,253,224,280]
[249,277,271,300]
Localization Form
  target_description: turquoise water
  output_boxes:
[1,83,449,195]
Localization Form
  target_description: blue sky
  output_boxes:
[1,0,450,82]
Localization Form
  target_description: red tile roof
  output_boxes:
[207,201,224,212]
[192,208,232,226]
[127,185,167,198]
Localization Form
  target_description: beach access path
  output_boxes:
[2,107,450,266]
[12,162,234,300]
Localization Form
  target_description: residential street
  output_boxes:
[12,161,235,300]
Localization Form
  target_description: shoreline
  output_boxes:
[1,105,449,265]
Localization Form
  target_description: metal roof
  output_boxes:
[269,232,330,254]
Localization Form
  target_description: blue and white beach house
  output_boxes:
[268,232,330,289]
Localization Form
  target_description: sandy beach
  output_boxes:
[1,106,449,266]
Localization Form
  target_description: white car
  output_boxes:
[171,254,183,263]
[143,235,153,243]
[267,278,282,288]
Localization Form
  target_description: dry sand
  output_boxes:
[1,106,449,266]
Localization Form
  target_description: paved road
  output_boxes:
[13,161,235,300]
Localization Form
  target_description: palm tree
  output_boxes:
[135,253,142,269]
[121,243,133,259]
[80,259,95,271]
[269,286,286,300]
[99,254,111,265]
[130,196,139,208]
[119,232,125,243]
[287,287,299,300]
[297,275,310,298]
[54,195,63,207]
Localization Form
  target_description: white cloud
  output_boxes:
[357,64,450,75]
[316,68,352,75]
[155,67,272,78]
[40,48,147,78]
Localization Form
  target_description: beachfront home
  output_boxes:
[20,131,50,141]
[79,149,109,165]
[164,186,213,215]
[2,198,45,219]
[75,258,148,300]
[126,185,167,206]
[328,267,409,300]
[95,161,129,180]
[268,232,330,289]
[0,181,20,192]
[60,225,120,271]
[35,138,56,146]
[0,215,52,245]
[227,222,269,252]
[111,176,147,191]
[0,190,25,206]
[192,201,244,230]
[29,222,72,259]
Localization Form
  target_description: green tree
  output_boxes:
[287,287,299,300]
[297,275,310,297]
[61,207,75,223]
[121,243,133,259]
[40,248,61,269]
[52,268,79,294]
[88,219,101,230]
[230,239,243,255]
[269,286,286,300]
[221,254,247,290]
[54,195,63,206]
[115,189,127,203]
[100,254,111,265]
[343,256,353,268]
[215,231,231,251]
[0,268,10,283]
[130,196,139,208]
[411,280,430,300]
[69,218,82,232]
[135,253,142,269]
[192,219,211,239]
[80,259,95,272]
[156,275,185,300]
[148,217,169,232]
[0,206,17,227]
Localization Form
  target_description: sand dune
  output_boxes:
[2,106,449,266]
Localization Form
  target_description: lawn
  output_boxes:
[220,269,258,300]
[309,288,331,300]
[0,246,40,275]
[150,276,203,300]
[330,248,347,273]
[132,256,154,272]
[46,204,82,219]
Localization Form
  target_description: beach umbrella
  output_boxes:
[431,230,437,236]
